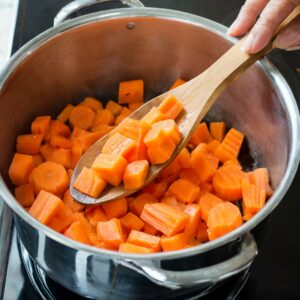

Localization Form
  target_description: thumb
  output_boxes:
[274,16,300,51]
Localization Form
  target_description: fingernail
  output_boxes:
[286,45,300,51]
[275,30,300,49]
[227,20,238,35]
[241,32,255,52]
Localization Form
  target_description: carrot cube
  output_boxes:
[116,118,150,141]
[29,190,63,225]
[92,153,127,186]
[57,104,74,123]
[115,107,131,125]
[199,182,213,197]
[9,153,35,186]
[71,139,83,169]
[106,100,123,116]
[97,218,124,249]
[32,155,43,166]
[129,193,157,216]
[85,205,107,226]
[143,222,159,235]
[46,120,71,139]
[141,203,188,237]
[176,148,190,169]
[207,139,220,153]
[158,95,183,120]
[50,135,72,149]
[189,123,213,146]
[183,204,202,241]
[119,243,153,253]
[142,181,168,199]
[63,189,85,213]
[118,79,144,104]
[80,97,103,112]
[69,106,96,130]
[47,148,72,169]
[152,119,181,145]
[76,131,104,152]
[17,134,43,155]
[143,126,167,148]
[123,160,149,190]
[74,167,107,198]
[15,184,35,207]
[179,168,201,185]
[65,221,91,245]
[161,233,186,251]
[161,196,185,211]
[196,221,209,243]
[210,122,226,142]
[161,159,181,178]
[31,116,51,137]
[147,138,176,165]
[129,102,144,111]
[249,168,273,197]
[242,181,266,214]
[199,192,223,222]
[127,230,161,252]
[120,212,144,231]
[48,202,74,233]
[102,197,128,219]
[169,79,186,90]
[141,107,166,126]
[92,109,114,127]
[168,178,200,203]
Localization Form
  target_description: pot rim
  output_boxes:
[1,7,299,260]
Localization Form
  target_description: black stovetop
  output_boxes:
[3,0,300,299]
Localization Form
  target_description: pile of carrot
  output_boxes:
[8,78,273,253]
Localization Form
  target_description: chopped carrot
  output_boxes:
[158,95,183,120]
[70,127,89,140]
[213,165,247,201]
[71,212,95,233]
[29,190,63,225]
[199,192,223,222]
[126,138,148,163]
[169,78,186,90]
[141,107,166,126]
[31,116,51,137]
[176,148,190,169]
[47,148,72,169]
[65,221,91,245]
[92,109,115,127]
[215,128,244,163]
[127,230,161,251]
[67,169,73,181]
[92,153,127,186]
[209,122,226,142]
[119,243,153,254]
[46,120,71,140]
[97,218,124,249]
[69,105,95,130]
[249,168,273,197]
[223,159,242,168]
[141,203,188,237]
[30,161,69,196]
[185,238,201,248]
[40,143,56,161]
[129,102,144,111]
[147,138,176,165]
[143,126,167,148]
[118,79,144,104]
[179,168,201,185]
[9,153,35,186]
[161,233,186,251]
[102,132,136,159]
[32,155,43,166]
[102,197,128,219]
[207,202,243,239]
[48,202,74,233]
[50,135,72,149]
[129,193,157,216]
[196,221,209,242]
[189,123,213,146]
[76,131,104,152]
[168,178,200,203]
[152,119,181,145]
[116,118,150,141]
[57,104,74,123]
[142,181,167,199]
[85,206,107,226]
[63,189,85,212]
[17,134,43,155]
[71,139,83,169]
[242,181,266,215]
[80,97,103,111]
[161,159,181,178]
[115,107,131,125]
[123,160,149,190]
[74,167,107,198]
[207,140,220,153]
[15,184,35,207]
[161,196,185,211]
[91,124,114,135]
[199,182,213,197]
[143,222,159,235]
[184,204,202,241]
[106,100,123,116]
[120,212,144,231]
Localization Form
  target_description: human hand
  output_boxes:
[228,0,300,53]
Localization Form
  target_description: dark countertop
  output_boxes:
[5,0,300,299]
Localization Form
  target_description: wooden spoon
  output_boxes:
[71,6,300,205]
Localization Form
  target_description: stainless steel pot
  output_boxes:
[0,0,299,298]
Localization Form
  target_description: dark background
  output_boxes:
[10,0,300,299]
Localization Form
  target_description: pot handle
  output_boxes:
[54,0,145,26]
[119,233,257,290]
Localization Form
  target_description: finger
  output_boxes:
[228,0,269,36]
[274,15,300,50]
[242,0,300,53]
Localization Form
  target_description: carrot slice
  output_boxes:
[184,204,202,241]
[102,197,128,219]
[152,119,181,145]
[209,122,226,142]
[17,134,43,155]
[169,79,186,90]
[69,105,95,130]
[196,221,209,242]
[31,116,51,137]
[189,123,213,146]
[118,79,144,104]
[115,107,131,125]
[129,102,144,111]
[168,178,200,203]
[74,167,107,198]
[141,107,166,126]
[48,202,74,233]
[46,120,71,140]
[147,138,176,165]
[9,153,35,186]
[119,242,153,253]
[65,221,91,245]
[85,205,107,226]
[127,230,161,251]
[199,192,223,222]
[158,95,183,120]
[29,190,63,225]
[63,189,85,213]
[207,202,243,239]
[142,181,167,199]
[57,104,74,123]
[15,184,35,207]
[213,165,247,201]
[92,153,127,186]
[123,160,149,190]
[92,109,115,127]
[242,181,266,214]
[50,135,72,149]
[30,161,69,196]
[141,203,188,237]
[47,148,72,169]
[80,97,103,112]
[71,139,83,169]
[207,140,220,153]
[97,218,124,249]
[215,128,244,163]
[120,212,144,231]
[249,168,273,197]
[106,100,123,116]
[129,193,157,216]
[161,233,186,251]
